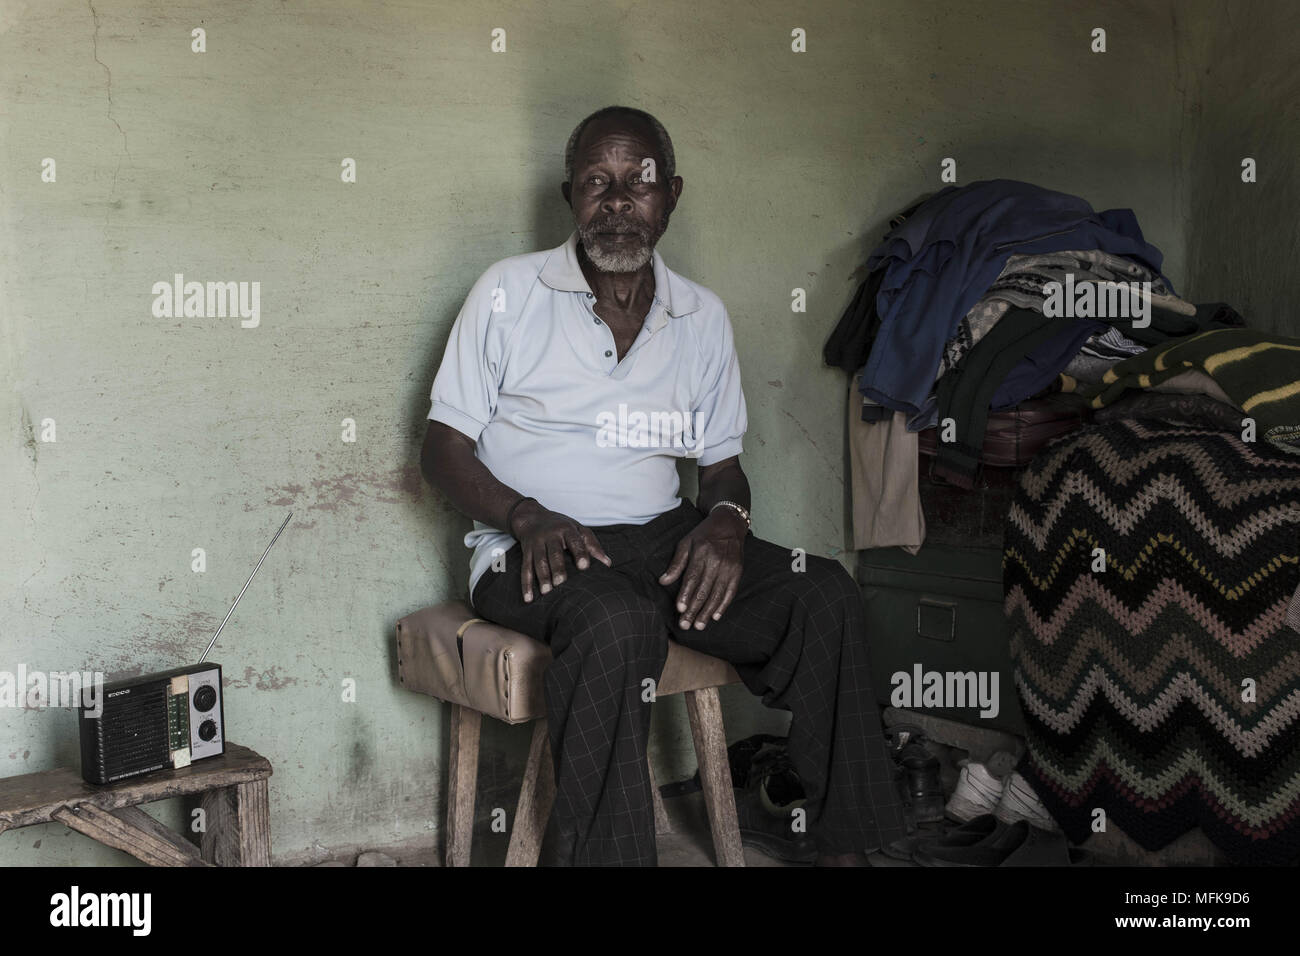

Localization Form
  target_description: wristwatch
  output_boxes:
[710,499,751,531]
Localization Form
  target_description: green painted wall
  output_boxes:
[0,0,1221,864]
[1179,0,1300,336]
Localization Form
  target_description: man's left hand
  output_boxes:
[658,508,747,630]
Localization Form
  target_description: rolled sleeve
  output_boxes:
[427,272,505,443]
[691,308,748,466]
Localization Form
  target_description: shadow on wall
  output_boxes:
[390,101,605,685]
[1182,4,1300,336]
[400,115,588,578]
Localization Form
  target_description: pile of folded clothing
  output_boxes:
[826,179,1248,550]
[827,181,1300,863]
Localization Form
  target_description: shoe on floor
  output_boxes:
[994,770,1060,832]
[885,724,946,827]
[915,819,1084,867]
[733,751,817,865]
[896,741,946,825]
[915,819,1031,867]
[883,813,1002,862]
[945,761,1004,823]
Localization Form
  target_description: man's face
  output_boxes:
[565,118,679,273]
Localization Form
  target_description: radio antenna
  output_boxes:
[199,511,293,664]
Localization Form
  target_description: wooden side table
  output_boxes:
[0,742,272,866]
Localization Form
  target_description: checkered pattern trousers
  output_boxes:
[470,500,906,866]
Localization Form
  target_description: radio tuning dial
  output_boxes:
[198,719,218,741]
[193,685,218,712]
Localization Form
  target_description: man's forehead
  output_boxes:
[574,121,657,164]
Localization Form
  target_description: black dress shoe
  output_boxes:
[883,813,1002,862]
[734,783,818,865]
[897,741,946,824]
[913,820,1078,867]
[885,725,945,826]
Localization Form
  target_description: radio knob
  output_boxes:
[198,719,218,741]
[193,685,217,712]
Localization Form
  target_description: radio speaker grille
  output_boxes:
[85,680,171,782]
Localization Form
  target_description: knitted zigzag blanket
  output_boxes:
[1004,419,1300,864]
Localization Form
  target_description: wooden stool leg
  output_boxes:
[684,686,745,867]
[199,778,271,866]
[446,703,481,867]
[53,805,209,867]
[648,756,672,835]
[506,719,555,866]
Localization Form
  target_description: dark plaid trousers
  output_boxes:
[470,499,907,866]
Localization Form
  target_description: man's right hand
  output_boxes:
[510,500,612,602]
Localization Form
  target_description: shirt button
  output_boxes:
[604,350,613,357]
[586,293,594,299]
[593,317,600,324]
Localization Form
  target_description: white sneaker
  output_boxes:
[945,761,1005,822]
[994,771,1060,832]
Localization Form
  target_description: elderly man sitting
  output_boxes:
[421,105,905,866]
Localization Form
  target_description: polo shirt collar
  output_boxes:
[540,230,702,321]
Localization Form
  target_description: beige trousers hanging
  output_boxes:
[848,381,925,553]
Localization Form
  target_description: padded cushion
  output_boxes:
[396,601,741,724]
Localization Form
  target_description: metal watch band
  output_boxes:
[710,499,751,529]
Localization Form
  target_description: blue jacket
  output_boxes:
[859,179,1171,414]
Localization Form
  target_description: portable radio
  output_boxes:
[78,664,225,784]
[75,511,292,786]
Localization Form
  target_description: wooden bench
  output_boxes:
[0,742,273,866]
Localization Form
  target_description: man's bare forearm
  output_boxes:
[697,455,750,534]
[421,421,532,533]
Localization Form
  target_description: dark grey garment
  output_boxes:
[1093,391,1244,432]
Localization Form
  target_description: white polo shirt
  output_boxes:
[428,231,748,597]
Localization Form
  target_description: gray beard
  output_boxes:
[579,234,655,273]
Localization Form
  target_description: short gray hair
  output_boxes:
[564,106,676,184]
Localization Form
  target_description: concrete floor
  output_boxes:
[303,788,907,867]
[652,789,908,867]
[302,785,1211,867]
[293,764,1195,868]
